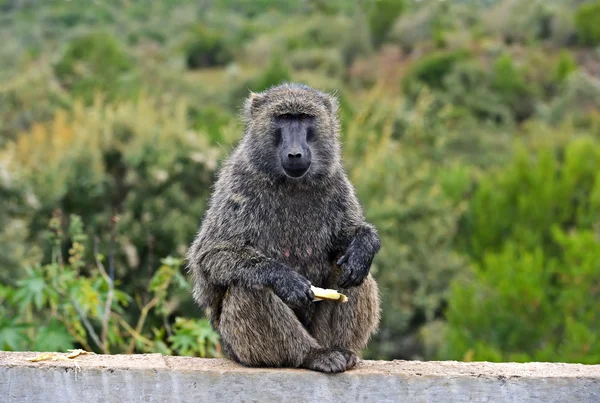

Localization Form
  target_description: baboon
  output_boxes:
[186,83,381,373]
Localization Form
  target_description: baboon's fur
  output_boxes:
[187,83,381,372]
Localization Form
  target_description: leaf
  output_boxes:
[32,319,76,351]
[169,317,220,357]
[14,266,48,311]
[0,317,29,351]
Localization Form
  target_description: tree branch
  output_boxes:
[94,236,114,355]
[70,298,104,352]
[126,296,160,354]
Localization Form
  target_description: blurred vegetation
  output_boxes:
[1,0,600,363]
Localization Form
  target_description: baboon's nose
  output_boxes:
[288,152,302,159]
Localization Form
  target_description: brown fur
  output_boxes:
[187,83,381,373]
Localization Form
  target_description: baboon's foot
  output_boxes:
[302,349,347,373]
[333,348,360,370]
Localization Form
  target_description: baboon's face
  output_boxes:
[274,113,315,178]
[243,84,341,182]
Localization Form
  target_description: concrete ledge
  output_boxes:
[1,351,599,402]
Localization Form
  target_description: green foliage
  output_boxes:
[228,56,292,108]
[250,56,291,92]
[182,24,234,70]
[340,7,372,67]
[554,50,578,83]
[170,317,221,358]
[491,54,535,122]
[289,48,344,77]
[463,138,600,260]
[538,71,600,126]
[402,50,470,96]
[0,215,221,356]
[0,95,223,297]
[575,1,600,46]
[442,137,600,363]
[284,15,351,51]
[368,0,405,47]
[1,0,600,364]
[439,61,513,124]
[54,32,139,103]
[389,7,436,51]
[344,91,470,359]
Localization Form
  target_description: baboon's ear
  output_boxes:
[322,93,339,115]
[244,91,267,118]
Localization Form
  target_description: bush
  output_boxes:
[228,56,292,108]
[340,8,373,68]
[490,54,536,122]
[389,7,436,51]
[285,15,351,51]
[554,50,578,83]
[54,32,139,103]
[288,48,344,77]
[368,0,405,47]
[575,2,600,46]
[442,137,600,363]
[481,1,558,45]
[0,65,71,144]
[0,214,221,356]
[182,24,234,69]
[343,91,468,360]
[537,71,600,125]
[440,61,513,124]
[0,95,223,296]
[402,50,470,96]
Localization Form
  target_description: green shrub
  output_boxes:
[228,56,292,108]
[0,65,71,144]
[54,32,139,103]
[0,214,221,356]
[340,8,372,67]
[389,7,436,51]
[462,137,600,261]
[343,91,469,360]
[440,61,513,124]
[289,48,344,77]
[575,2,600,46]
[490,54,535,122]
[0,95,223,297]
[402,50,470,96]
[285,15,351,51]
[554,50,578,83]
[182,24,234,69]
[537,71,600,125]
[442,137,600,363]
[368,0,405,47]
[253,56,292,92]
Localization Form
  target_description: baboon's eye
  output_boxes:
[306,126,316,141]
[274,127,283,145]
[279,113,311,120]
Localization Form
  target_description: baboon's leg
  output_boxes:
[309,275,381,369]
[218,285,347,372]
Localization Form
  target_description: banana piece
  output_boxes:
[311,285,348,303]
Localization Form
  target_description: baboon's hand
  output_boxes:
[336,240,373,289]
[271,268,315,309]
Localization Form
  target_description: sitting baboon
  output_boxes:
[187,83,381,373]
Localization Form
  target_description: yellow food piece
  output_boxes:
[311,286,348,303]
[27,353,58,362]
[67,349,94,359]
[26,349,94,362]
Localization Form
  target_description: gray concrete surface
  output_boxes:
[1,351,599,403]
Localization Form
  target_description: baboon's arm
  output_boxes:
[333,179,381,288]
[188,200,314,308]
[192,242,289,288]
